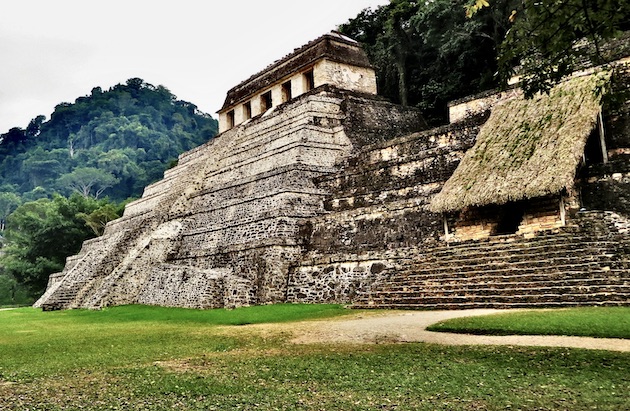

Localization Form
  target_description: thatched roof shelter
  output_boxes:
[430,73,609,213]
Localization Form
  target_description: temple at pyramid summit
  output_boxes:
[36,32,630,311]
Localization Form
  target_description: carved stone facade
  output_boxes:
[36,33,630,311]
[218,32,378,133]
[35,33,428,310]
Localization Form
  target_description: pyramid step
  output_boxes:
[382,267,629,286]
[352,299,629,310]
[360,290,630,306]
[369,282,630,298]
[407,258,612,276]
[425,238,618,260]
[407,267,626,284]
[413,243,618,266]
[377,277,629,293]
[388,262,608,281]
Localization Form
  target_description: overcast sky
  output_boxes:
[0,0,389,133]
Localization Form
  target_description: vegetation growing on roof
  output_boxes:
[430,71,610,213]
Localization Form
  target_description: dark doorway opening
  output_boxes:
[243,101,252,120]
[584,128,605,166]
[304,69,315,91]
[492,202,526,235]
[282,81,292,102]
[226,110,235,129]
[260,90,273,112]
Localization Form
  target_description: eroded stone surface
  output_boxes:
[35,35,630,311]
[35,86,427,310]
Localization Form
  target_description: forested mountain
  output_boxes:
[0,78,217,304]
[0,78,217,206]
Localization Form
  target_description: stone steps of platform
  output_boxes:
[353,281,630,309]
[40,228,148,310]
[428,234,619,256]
[203,121,348,184]
[359,294,630,310]
[362,288,630,303]
[299,238,626,274]
[404,259,613,276]
[373,276,629,294]
[370,268,627,294]
[428,237,617,256]
[346,225,630,309]
[404,249,617,273]
[380,267,629,287]
[230,117,327,155]
[412,246,621,269]
[41,280,90,310]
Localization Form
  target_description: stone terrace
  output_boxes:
[353,223,630,309]
[288,213,630,309]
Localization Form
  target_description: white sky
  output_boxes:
[0,0,390,133]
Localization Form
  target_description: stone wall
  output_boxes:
[35,64,630,311]
[579,74,630,217]
[286,116,485,303]
[448,88,520,123]
[35,86,426,311]
[301,116,483,255]
[448,196,565,242]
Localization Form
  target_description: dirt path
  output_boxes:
[238,309,630,352]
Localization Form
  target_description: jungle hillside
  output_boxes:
[0,78,217,303]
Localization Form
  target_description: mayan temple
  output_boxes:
[36,32,630,311]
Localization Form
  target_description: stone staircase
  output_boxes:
[351,229,630,309]
[316,121,479,214]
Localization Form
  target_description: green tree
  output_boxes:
[96,149,145,199]
[0,127,27,155]
[78,202,125,236]
[25,115,46,139]
[0,274,34,306]
[0,77,218,204]
[21,147,64,188]
[57,167,119,199]
[0,194,121,295]
[0,192,21,231]
[468,0,630,96]
[341,0,512,124]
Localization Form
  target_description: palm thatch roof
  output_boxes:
[430,73,609,213]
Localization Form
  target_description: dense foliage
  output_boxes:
[1,194,126,296]
[0,77,217,203]
[0,78,217,302]
[340,0,630,124]
[340,0,516,125]
[473,0,630,97]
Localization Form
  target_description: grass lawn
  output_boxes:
[426,307,630,339]
[1,304,629,410]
